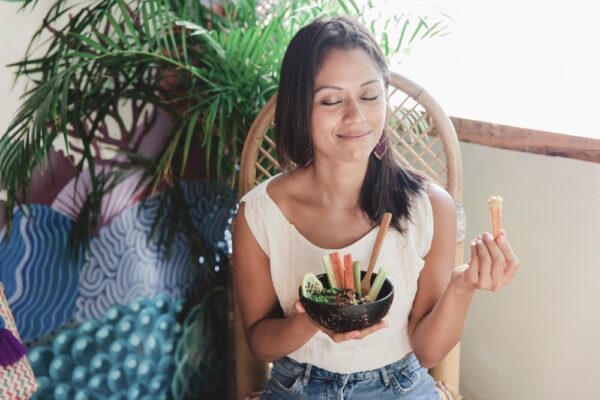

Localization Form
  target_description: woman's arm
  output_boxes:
[407,184,519,368]
[232,203,318,361]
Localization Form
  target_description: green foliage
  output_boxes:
[173,287,228,398]
[0,0,451,251]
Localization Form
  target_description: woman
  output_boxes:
[233,16,519,399]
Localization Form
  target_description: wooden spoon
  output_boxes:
[361,212,393,296]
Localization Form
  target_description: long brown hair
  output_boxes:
[274,16,425,233]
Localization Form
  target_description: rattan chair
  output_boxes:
[232,72,465,400]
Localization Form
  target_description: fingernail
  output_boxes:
[471,239,476,246]
[498,235,507,245]
[476,235,482,240]
[483,232,492,241]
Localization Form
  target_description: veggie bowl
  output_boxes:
[298,252,394,333]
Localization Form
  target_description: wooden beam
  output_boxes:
[451,117,600,164]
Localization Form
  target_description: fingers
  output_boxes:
[467,239,479,286]
[325,320,388,343]
[352,320,388,340]
[476,234,493,289]
[469,230,519,292]
[496,230,520,284]
[470,232,509,291]
[326,330,359,343]
[294,300,306,314]
[295,300,320,329]
[482,232,506,291]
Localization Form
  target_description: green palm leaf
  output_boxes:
[1,0,451,255]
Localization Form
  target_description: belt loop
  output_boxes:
[380,367,390,387]
[303,363,312,385]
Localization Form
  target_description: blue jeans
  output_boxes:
[261,353,441,399]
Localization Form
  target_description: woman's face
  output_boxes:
[310,47,387,164]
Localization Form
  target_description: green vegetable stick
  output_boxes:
[353,261,362,293]
[365,267,388,302]
[322,254,337,288]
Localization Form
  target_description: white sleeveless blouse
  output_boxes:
[239,175,433,374]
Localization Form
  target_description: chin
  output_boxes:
[344,150,371,163]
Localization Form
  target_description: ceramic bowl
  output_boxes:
[298,271,394,333]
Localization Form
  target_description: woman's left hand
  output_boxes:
[451,229,520,293]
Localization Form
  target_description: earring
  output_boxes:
[373,133,388,160]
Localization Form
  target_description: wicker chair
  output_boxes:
[232,72,465,400]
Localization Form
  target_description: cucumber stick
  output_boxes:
[352,261,362,293]
[365,267,388,302]
[322,254,337,288]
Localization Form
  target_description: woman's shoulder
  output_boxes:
[406,180,455,231]
[423,181,455,217]
[239,170,303,208]
[405,181,454,257]
[239,173,281,204]
[262,168,310,209]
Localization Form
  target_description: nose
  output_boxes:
[342,98,367,124]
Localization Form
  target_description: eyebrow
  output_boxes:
[314,79,380,93]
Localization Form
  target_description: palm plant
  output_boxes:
[0,0,451,256]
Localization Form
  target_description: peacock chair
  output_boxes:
[232,71,465,400]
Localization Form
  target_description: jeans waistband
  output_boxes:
[272,352,421,383]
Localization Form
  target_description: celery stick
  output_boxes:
[322,254,337,288]
[365,267,388,302]
[353,261,362,293]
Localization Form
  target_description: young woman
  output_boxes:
[233,16,519,399]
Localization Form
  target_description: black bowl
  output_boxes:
[298,271,394,333]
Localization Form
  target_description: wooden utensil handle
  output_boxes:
[362,212,392,286]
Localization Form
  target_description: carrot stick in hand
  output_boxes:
[488,196,503,238]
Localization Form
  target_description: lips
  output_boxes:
[337,130,371,139]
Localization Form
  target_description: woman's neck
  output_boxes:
[306,158,369,210]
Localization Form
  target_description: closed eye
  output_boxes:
[322,96,378,106]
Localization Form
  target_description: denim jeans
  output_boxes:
[261,352,441,400]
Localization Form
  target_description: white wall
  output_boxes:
[0,3,53,138]
[394,0,600,139]
[1,4,52,198]
[459,142,600,400]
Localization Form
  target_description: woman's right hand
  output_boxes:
[294,300,388,343]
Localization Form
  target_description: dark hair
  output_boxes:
[274,16,425,233]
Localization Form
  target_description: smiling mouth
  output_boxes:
[337,130,371,139]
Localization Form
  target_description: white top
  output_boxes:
[239,174,434,374]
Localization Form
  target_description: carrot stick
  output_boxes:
[343,254,354,289]
[330,252,344,289]
[488,196,503,238]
